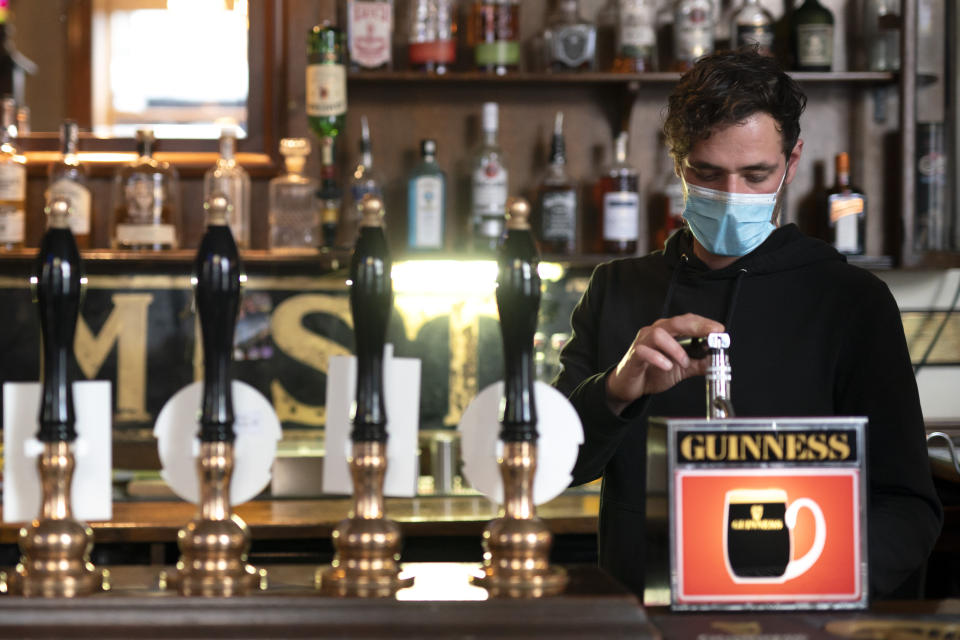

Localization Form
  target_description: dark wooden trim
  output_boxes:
[345,70,897,85]
[64,0,92,128]
[900,0,919,266]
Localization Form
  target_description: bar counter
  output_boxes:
[0,493,600,544]
[0,563,958,638]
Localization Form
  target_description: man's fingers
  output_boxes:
[656,313,725,338]
[633,343,674,371]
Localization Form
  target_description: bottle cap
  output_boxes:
[505,197,531,230]
[614,131,629,162]
[835,151,850,174]
[280,137,310,158]
[421,139,437,156]
[482,102,499,133]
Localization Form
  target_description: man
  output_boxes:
[555,49,942,599]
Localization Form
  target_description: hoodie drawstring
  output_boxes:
[724,269,748,334]
[661,253,748,336]
[660,253,688,319]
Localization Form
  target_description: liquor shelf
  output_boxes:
[346,70,898,85]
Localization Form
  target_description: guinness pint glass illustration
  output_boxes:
[723,489,826,583]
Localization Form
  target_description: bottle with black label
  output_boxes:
[793,0,833,71]
[535,112,577,255]
[543,0,597,71]
[826,152,865,255]
[732,0,775,56]
[592,132,640,255]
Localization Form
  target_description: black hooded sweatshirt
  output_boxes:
[555,224,942,599]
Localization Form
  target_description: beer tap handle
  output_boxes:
[35,197,82,443]
[194,194,242,443]
[350,194,392,443]
[496,197,540,443]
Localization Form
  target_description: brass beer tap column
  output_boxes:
[9,198,102,597]
[317,195,413,597]
[474,197,568,598]
[168,195,260,596]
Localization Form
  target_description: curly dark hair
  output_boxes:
[664,48,807,164]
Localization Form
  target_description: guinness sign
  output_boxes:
[647,417,868,612]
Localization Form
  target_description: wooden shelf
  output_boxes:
[348,70,897,85]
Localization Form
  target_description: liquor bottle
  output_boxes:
[655,1,675,70]
[0,96,24,251]
[732,0,775,55]
[345,115,384,248]
[672,0,715,72]
[592,131,640,254]
[347,0,394,71]
[612,0,657,72]
[468,0,521,75]
[407,139,446,251]
[0,0,35,108]
[306,22,347,141]
[203,127,251,249]
[535,112,577,255]
[649,153,685,251]
[111,129,180,251]
[408,0,457,74]
[543,0,597,72]
[471,102,508,252]
[864,0,900,72]
[46,120,91,249]
[318,137,341,249]
[268,138,320,252]
[793,0,834,71]
[826,152,865,255]
[713,0,737,50]
[595,0,618,71]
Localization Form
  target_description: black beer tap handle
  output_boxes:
[496,197,540,443]
[350,195,392,443]
[194,194,242,443]
[36,198,82,443]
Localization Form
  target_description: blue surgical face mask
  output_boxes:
[682,168,787,257]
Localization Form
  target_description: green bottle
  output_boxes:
[792,0,834,72]
[306,22,347,140]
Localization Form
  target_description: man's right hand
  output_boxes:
[606,313,725,416]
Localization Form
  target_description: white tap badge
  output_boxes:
[3,381,113,523]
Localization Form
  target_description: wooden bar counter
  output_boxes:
[0,493,600,545]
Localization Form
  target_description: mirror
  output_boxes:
[12,0,277,156]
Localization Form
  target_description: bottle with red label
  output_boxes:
[671,0,714,72]
[408,0,457,74]
[347,0,394,71]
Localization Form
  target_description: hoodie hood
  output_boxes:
[663,224,846,279]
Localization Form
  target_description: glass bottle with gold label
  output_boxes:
[0,97,25,251]
[47,120,91,248]
[111,129,180,250]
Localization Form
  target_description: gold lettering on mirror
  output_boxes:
[75,292,153,422]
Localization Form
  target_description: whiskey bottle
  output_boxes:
[864,0,900,71]
[826,152,865,255]
[306,22,347,140]
[345,115,384,249]
[111,129,180,251]
[543,0,597,72]
[407,139,446,251]
[596,0,618,71]
[672,0,714,72]
[793,0,834,71]
[408,0,457,74]
[268,138,320,252]
[47,120,91,249]
[0,96,23,251]
[318,137,341,249]
[535,112,577,255]
[592,132,640,255]
[468,0,521,75]
[732,0,775,55]
[612,0,657,73]
[471,102,508,252]
[203,127,250,248]
[347,0,394,71]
